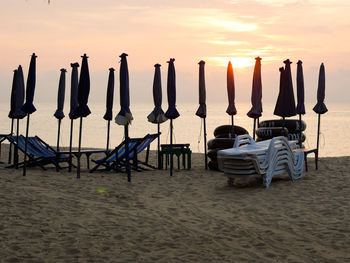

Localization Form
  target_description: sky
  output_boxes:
[0,0,349,105]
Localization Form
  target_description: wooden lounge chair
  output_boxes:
[217,134,304,189]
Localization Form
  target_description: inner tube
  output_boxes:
[256,127,289,139]
[207,148,224,162]
[214,125,248,138]
[208,138,235,150]
[259,119,306,132]
[257,133,306,143]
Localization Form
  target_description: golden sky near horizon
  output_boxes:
[0,0,349,103]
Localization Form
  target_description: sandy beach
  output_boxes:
[0,145,349,263]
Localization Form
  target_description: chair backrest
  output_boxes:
[27,136,56,157]
[11,135,47,157]
[101,138,140,163]
[129,133,160,158]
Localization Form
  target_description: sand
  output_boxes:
[0,145,349,263]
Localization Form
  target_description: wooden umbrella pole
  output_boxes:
[299,114,302,147]
[170,119,173,177]
[106,120,110,152]
[76,117,83,179]
[22,114,30,176]
[8,118,14,164]
[15,118,19,169]
[253,118,256,140]
[157,123,160,169]
[124,124,131,182]
[57,119,61,152]
[68,119,74,172]
[316,114,321,153]
[203,117,208,170]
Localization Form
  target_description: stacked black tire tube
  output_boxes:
[256,119,307,143]
[207,125,249,170]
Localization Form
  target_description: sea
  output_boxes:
[1,102,349,157]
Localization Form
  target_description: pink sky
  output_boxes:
[0,0,349,104]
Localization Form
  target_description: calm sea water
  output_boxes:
[1,102,349,157]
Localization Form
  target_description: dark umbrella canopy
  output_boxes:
[313,63,328,114]
[69,63,79,119]
[115,53,133,125]
[103,68,115,121]
[73,54,91,118]
[13,65,26,119]
[274,60,296,117]
[22,53,37,114]
[54,68,67,119]
[226,61,237,116]
[8,69,18,119]
[165,58,180,119]
[148,64,167,123]
[195,60,206,118]
[296,60,305,115]
[247,57,263,118]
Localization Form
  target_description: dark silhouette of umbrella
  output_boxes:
[12,65,26,168]
[8,69,18,164]
[274,59,296,119]
[165,58,179,177]
[247,57,263,140]
[226,61,237,137]
[195,60,208,169]
[21,53,37,176]
[296,60,305,146]
[74,54,91,179]
[54,68,67,153]
[147,63,167,169]
[115,53,132,182]
[313,63,328,157]
[68,62,79,172]
[103,67,115,151]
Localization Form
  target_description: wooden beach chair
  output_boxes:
[217,134,304,189]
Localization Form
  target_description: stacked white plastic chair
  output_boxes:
[217,134,304,189]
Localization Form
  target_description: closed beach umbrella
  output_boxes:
[247,57,263,139]
[68,62,79,172]
[115,53,133,126]
[313,63,328,114]
[8,69,18,164]
[147,63,167,169]
[54,68,67,120]
[104,67,115,151]
[195,60,208,169]
[226,61,237,137]
[21,53,37,176]
[313,63,327,159]
[148,64,167,124]
[274,60,296,118]
[115,53,132,182]
[165,58,179,177]
[75,54,91,179]
[54,68,67,152]
[296,60,305,146]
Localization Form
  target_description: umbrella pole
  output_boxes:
[253,118,256,140]
[157,123,161,169]
[170,119,173,177]
[68,119,74,172]
[316,114,321,154]
[77,117,83,179]
[22,114,30,176]
[8,119,14,164]
[57,119,61,152]
[282,117,286,137]
[106,120,110,152]
[124,125,131,182]
[298,114,302,147]
[203,117,208,170]
[231,115,235,138]
[15,119,19,169]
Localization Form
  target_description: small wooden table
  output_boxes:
[160,144,191,170]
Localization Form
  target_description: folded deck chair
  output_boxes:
[129,133,160,170]
[5,135,68,171]
[217,134,304,189]
[90,137,141,173]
